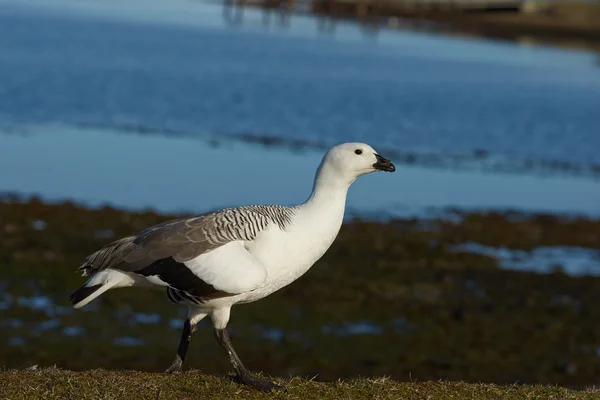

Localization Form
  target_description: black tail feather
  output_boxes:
[69,284,102,306]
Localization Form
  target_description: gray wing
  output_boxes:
[78,205,296,275]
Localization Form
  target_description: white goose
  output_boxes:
[69,142,395,392]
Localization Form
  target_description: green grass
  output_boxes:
[1,368,598,400]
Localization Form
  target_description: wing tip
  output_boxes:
[69,283,103,308]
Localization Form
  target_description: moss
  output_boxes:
[0,368,598,400]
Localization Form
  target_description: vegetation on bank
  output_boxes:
[1,368,598,400]
[245,0,600,51]
[1,198,600,388]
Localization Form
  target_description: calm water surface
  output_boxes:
[1,0,599,215]
[2,127,600,217]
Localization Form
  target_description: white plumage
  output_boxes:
[183,241,267,295]
[70,142,395,392]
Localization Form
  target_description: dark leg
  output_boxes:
[166,319,197,373]
[214,328,286,392]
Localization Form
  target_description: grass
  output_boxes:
[1,368,598,400]
[2,199,600,386]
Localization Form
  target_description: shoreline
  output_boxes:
[232,0,600,53]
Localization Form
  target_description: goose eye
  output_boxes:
[354,149,362,155]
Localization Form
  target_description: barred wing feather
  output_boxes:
[77,205,295,296]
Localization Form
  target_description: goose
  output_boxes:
[69,142,395,392]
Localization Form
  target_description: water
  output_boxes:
[2,127,600,216]
[1,0,600,188]
[4,0,600,215]
[451,243,600,276]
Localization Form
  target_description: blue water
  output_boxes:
[451,243,600,276]
[1,0,600,216]
[2,127,600,217]
[1,1,599,170]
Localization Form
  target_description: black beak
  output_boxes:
[373,153,395,172]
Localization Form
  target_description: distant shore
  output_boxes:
[231,0,600,52]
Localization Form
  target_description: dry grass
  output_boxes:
[1,368,598,400]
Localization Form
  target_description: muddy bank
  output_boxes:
[1,198,599,386]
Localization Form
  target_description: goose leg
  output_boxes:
[166,319,196,373]
[211,307,285,392]
[166,310,207,373]
[214,327,285,392]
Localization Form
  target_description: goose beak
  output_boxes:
[373,154,396,172]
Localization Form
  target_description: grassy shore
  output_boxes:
[1,368,598,399]
[1,198,600,389]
